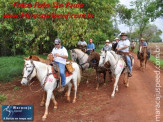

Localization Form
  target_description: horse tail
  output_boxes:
[77,64,81,86]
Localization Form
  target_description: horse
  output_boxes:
[87,51,112,90]
[70,49,89,70]
[99,51,134,98]
[139,46,148,71]
[21,59,81,120]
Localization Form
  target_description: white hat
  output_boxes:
[106,40,110,43]
[115,37,119,40]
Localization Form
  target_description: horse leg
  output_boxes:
[103,72,106,86]
[96,72,99,90]
[40,91,46,107]
[125,73,129,87]
[72,78,78,103]
[51,93,58,109]
[42,90,52,121]
[67,82,72,102]
[111,75,120,98]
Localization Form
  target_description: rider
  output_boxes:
[112,38,119,52]
[77,36,87,52]
[137,38,150,59]
[86,39,95,55]
[131,40,136,50]
[101,40,112,51]
[51,38,68,92]
[116,33,132,77]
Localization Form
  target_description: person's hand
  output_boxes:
[55,53,60,57]
[116,48,120,51]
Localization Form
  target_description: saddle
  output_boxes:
[117,51,133,66]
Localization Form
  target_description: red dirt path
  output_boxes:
[0,53,163,122]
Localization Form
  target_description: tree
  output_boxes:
[130,0,160,39]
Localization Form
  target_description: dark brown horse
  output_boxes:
[87,51,112,90]
[139,47,148,71]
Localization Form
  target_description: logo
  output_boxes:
[2,105,33,121]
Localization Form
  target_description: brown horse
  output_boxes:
[87,51,112,90]
[131,46,135,52]
[139,47,148,71]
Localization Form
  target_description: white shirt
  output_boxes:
[51,46,68,65]
[117,39,130,52]
[78,41,87,46]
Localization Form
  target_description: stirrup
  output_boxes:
[58,86,65,92]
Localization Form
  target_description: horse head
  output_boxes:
[21,60,37,85]
[99,51,107,67]
[70,49,78,62]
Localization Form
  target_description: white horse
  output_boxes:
[21,60,81,120]
[99,51,134,98]
[70,49,89,70]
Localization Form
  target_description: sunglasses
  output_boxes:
[54,44,59,45]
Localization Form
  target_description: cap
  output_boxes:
[54,38,61,44]
[89,39,93,42]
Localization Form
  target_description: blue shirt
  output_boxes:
[140,41,147,46]
[87,43,95,50]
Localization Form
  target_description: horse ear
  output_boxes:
[29,55,32,59]
[24,57,28,60]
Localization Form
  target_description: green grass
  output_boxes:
[0,55,47,82]
[0,94,7,103]
[149,55,163,69]
[95,44,103,53]
[134,48,163,69]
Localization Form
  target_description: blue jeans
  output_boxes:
[55,62,66,86]
[126,55,132,73]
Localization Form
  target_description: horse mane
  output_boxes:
[25,55,51,65]
[110,51,119,61]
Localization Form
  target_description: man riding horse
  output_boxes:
[77,36,87,52]
[137,38,150,59]
[49,38,68,92]
[116,33,132,77]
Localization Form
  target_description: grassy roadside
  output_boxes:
[0,55,47,82]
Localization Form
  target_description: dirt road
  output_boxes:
[0,53,163,122]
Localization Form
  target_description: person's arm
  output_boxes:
[117,40,130,51]
[55,48,68,59]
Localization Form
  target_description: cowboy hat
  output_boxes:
[140,38,145,41]
[105,40,110,43]
[120,33,127,36]
[115,37,119,40]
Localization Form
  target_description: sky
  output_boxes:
[119,0,163,40]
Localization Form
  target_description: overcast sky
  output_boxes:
[119,0,163,40]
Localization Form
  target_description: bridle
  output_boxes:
[23,60,36,82]
[71,50,88,68]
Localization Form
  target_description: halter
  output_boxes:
[72,50,88,68]
[23,60,52,92]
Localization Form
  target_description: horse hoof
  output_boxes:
[54,106,57,109]
[96,87,99,90]
[42,117,46,121]
[111,95,114,98]
[67,96,71,102]
[40,102,45,107]
[72,99,76,103]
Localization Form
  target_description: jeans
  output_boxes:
[126,55,132,73]
[55,62,66,86]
